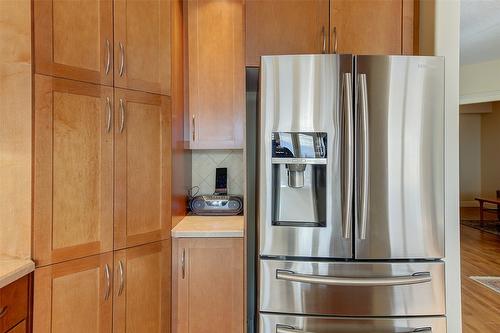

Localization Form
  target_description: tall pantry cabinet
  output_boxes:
[32,1,178,332]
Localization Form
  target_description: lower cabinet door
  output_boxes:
[259,313,447,333]
[113,240,171,333]
[173,238,244,333]
[33,253,113,333]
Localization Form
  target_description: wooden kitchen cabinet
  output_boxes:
[114,0,172,95]
[34,74,114,266]
[246,0,418,63]
[0,276,29,333]
[114,89,171,249]
[330,0,402,54]
[113,241,171,333]
[173,238,244,333]
[246,0,330,66]
[186,0,244,149]
[33,253,113,333]
[34,0,114,85]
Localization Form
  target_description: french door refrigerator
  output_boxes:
[258,54,445,332]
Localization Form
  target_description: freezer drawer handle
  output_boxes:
[276,324,432,333]
[276,270,431,286]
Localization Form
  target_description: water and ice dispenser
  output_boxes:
[271,132,327,227]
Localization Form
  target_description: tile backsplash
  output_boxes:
[191,150,244,196]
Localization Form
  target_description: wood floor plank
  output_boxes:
[460,208,500,333]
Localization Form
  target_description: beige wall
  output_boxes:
[459,114,482,204]
[481,102,500,198]
[0,0,32,258]
[460,58,500,104]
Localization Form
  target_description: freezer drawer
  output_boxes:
[259,313,447,333]
[259,259,445,316]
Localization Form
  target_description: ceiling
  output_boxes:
[460,0,500,65]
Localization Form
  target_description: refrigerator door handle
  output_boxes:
[276,269,432,286]
[358,73,369,239]
[341,72,354,239]
[276,324,432,333]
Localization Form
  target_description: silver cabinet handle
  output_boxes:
[104,264,111,300]
[321,26,326,54]
[341,73,353,239]
[358,74,369,240]
[105,97,112,133]
[276,270,432,286]
[0,306,8,319]
[191,115,196,141]
[332,27,338,54]
[105,39,111,75]
[181,249,186,279]
[118,260,125,296]
[276,325,432,333]
[119,42,125,77]
[119,98,125,133]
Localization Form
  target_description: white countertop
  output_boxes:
[172,215,244,238]
[0,256,35,289]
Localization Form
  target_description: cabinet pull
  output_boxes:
[104,264,111,301]
[118,260,125,296]
[119,42,125,77]
[192,115,196,141]
[119,98,126,133]
[321,26,326,54]
[181,249,186,279]
[0,306,8,319]
[106,97,112,133]
[105,39,111,75]
[332,27,338,54]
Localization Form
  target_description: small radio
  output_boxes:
[189,195,243,216]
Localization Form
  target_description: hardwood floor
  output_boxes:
[460,207,500,333]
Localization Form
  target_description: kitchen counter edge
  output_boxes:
[171,215,244,238]
[0,256,35,289]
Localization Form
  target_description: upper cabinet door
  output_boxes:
[114,0,171,95]
[114,89,171,249]
[187,0,245,149]
[33,74,114,267]
[34,0,113,85]
[113,240,171,333]
[246,0,330,66]
[330,0,402,55]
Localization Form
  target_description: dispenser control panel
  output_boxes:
[272,132,327,159]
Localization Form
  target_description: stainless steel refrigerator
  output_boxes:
[257,54,446,332]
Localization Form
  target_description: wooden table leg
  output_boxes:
[497,204,500,221]
[480,201,484,226]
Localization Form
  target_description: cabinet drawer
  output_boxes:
[6,320,25,333]
[260,259,445,317]
[0,276,28,333]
